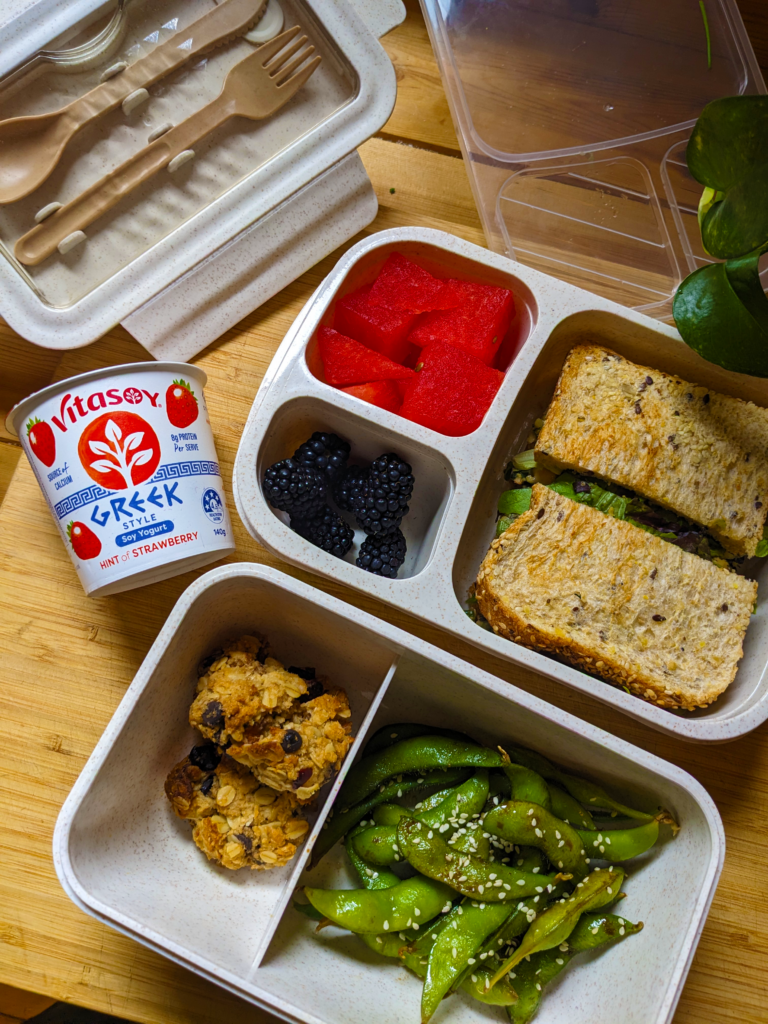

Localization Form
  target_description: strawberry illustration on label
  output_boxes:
[67,521,101,560]
[26,417,56,467]
[166,379,199,428]
[78,411,161,490]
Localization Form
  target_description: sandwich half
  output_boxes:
[535,344,768,557]
[476,484,756,710]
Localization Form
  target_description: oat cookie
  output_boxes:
[165,745,309,870]
[190,637,353,802]
[226,687,353,803]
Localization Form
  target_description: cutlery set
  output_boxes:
[0,0,321,264]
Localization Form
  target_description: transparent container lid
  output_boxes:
[421,0,766,318]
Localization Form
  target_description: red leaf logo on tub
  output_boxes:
[78,412,161,490]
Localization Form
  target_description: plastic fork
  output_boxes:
[14,28,321,267]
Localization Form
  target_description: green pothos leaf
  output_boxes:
[673,242,768,377]
[687,96,768,259]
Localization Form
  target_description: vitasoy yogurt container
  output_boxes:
[7,362,235,597]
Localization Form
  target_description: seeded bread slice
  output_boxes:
[476,485,756,710]
[535,344,768,556]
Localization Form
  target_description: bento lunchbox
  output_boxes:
[232,226,768,743]
[53,563,724,1024]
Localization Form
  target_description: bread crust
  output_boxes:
[535,344,768,556]
[476,485,756,710]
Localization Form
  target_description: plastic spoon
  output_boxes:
[14,28,321,266]
[0,0,269,205]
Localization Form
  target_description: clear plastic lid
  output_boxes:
[422,0,766,318]
[438,0,753,160]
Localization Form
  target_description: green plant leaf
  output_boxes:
[687,96,768,259]
[672,243,768,377]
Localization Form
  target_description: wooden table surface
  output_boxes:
[1,3,767,1022]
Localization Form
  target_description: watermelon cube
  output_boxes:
[368,252,462,314]
[317,327,415,387]
[408,280,515,366]
[341,380,402,414]
[333,285,417,364]
[399,341,504,436]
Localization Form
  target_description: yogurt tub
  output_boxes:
[7,362,235,597]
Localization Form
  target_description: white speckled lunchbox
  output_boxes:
[0,0,404,358]
[232,226,768,743]
[54,563,724,1024]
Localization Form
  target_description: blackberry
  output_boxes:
[333,464,368,512]
[356,529,407,578]
[263,458,325,518]
[294,431,351,483]
[292,505,354,558]
[353,452,414,536]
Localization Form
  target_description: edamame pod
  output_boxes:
[484,800,589,878]
[506,911,643,1023]
[512,846,548,874]
[397,818,562,902]
[421,770,489,828]
[451,897,540,994]
[363,723,472,758]
[362,928,418,958]
[355,773,491,866]
[501,756,551,811]
[293,900,325,921]
[450,819,491,860]
[372,803,411,827]
[488,867,625,988]
[418,786,461,812]
[310,767,469,867]
[351,825,403,867]
[422,901,515,1021]
[549,784,595,830]
[506,746,656,823]
[345,822,400,889]
[338,738,504,808]
[463,966,518,1006]
[399,908,460,976]
[576,819,660,862]
[305,876,455,935]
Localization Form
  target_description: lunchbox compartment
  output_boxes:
[255,636,721,1024]
[255,392,455,579]
[453,308,768,724]
[304,235,539,381]
[57,569,397,978]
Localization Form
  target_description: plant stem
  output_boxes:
[699,0,712,70]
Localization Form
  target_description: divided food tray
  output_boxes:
[233,227,768,743]
[53,563,724,1024]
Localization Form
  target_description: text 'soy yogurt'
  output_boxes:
[7,362,235,596]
